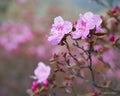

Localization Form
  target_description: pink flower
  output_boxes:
[35,46,46,58]
[48,16,72,45]
[72,12,102,39]
[12,23,33,44]
[28,45,49,59]
[0,22,33,51]
[32,62,51,84]
[16,0,26,4]
[103,48,120,69]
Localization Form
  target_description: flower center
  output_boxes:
[79,21,86,31]
[57,25,63,31]
[56,25,64,36]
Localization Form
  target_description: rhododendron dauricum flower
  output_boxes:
[0,22,33,51]
[48,16,72,45]
[72,12,102,39]
[32,62,51,84]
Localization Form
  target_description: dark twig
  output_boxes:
[64,40,81,65]
[73,40,88,56]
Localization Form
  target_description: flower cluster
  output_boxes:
[72,12,102,39]
[48,12,102,45]
[30,8,120,96]
[0,22,33,51]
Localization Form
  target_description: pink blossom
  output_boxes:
[106,69,120,78]
[32,62,51,84]
[28,45,49,59]
[16,0,26,4]
[35,46,46,58]
[96,27,104,33]
[48,16,72,45]
[11,23,33,44]
[72,12,102,39]
[103,48,120,69]
[0,22,33,51]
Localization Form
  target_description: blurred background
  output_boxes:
[0,0,120,96]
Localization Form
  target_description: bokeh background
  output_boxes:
[0,0,120,96]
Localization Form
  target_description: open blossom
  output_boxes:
[48,16,72,45]
[72,12,102,39]
[32,62,51,84]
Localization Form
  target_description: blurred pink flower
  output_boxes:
[103,48,120,69]
[72,12,102,39]
[16,0,26,4]
[28,45,49,59]
[103,50,115,68]
[35,46,46,58]
[0,22,33,51]
[48,16,72,45]
[115,70,120,78]
[32,62,51,84]
[12,23,33,43]
[106,69,120,78]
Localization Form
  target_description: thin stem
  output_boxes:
[73,40,88,56]
[63,35,120,95]
[64,40,81,65]
[71,84,77,96]
[88,41,95,82]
